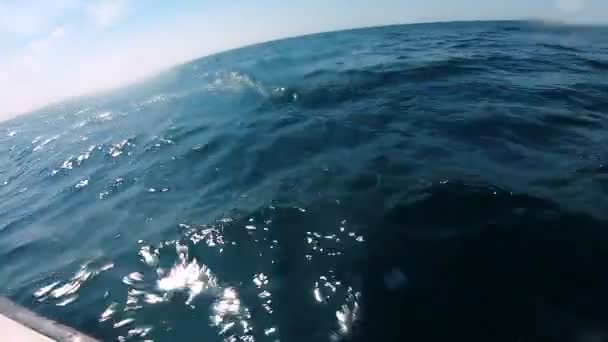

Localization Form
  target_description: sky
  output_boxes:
[0,0,606,120]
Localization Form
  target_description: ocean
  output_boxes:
[1,20,608,341]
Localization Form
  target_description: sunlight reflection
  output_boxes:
[211,287,254,340]
[334,287,361,340]
[157,257,218,305]
[34,261,114,306]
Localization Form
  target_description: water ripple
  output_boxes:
[34,261,114,306]
[1,21,607,342]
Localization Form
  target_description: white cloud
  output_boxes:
[0,0,78,36]
[555,0,586,12]
[27,26,66,53]
[88,0,130,28]
[28,40,51,53]
[51,26,66,39]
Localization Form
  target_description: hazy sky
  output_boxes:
[0,0,605,119]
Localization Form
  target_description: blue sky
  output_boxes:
[0,0,605,119]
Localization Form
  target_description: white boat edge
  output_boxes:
[0,297,98,342]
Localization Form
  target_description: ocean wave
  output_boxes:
[354,181,608,342]
[537,42,582,53]
[583,57,608,71]
[0,21,607,342]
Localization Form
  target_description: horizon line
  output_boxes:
[4,18,604,123]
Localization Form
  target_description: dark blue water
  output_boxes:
[1,21,608,341]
